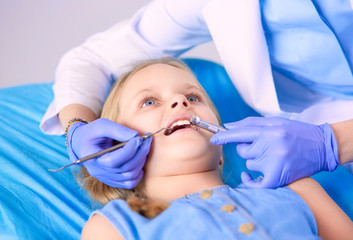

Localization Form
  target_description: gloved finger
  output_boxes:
[210,127,260,145]
[224,116,288,129]
[223,117,264,129]
[92,161,143,182]
[240,172,259,188]
[114,151,146,173]
[120,170,144,189]
[114,164,143,179]
[96,137,143,168]
[260,177,280,189]
[236,143,259,159]
[258,168,285,189]
[97,169,144,189]
[90,118,138,142]
[245,159,261,172]
[117,137,152,172]
[245,156,271,173]
[241,172,263,188]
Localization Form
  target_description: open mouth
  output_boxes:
[164,120,194,136]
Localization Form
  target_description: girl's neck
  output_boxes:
[143,170,224,202]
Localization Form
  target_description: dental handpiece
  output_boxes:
[190,115,226,134]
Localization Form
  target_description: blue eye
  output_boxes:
[187,96,200,102]
[142,99,156,107]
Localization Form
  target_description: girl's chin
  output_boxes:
[164,143,212,157]
[148,145,221,168]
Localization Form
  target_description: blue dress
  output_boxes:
[92,185,319,239]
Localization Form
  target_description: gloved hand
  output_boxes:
[66,118,152,189]
[211,117,339,188]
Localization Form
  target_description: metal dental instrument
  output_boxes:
[48,127,169,172]
[190,115,227,134]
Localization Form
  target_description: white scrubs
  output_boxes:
[40,0,353,135]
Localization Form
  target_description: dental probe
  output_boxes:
[190,115,227,134]
[49,127,169,172]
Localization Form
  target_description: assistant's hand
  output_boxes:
[211,117,339,188]
[66,118,151,189]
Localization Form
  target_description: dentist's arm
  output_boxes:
[331,119,353,165]
[58,104,97,129]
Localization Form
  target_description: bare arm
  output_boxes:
[288,177,353,240]
[81,215,123,240]
[58,104,98,129]
[331,119,353,165]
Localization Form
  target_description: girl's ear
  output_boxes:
[219,157,223,166]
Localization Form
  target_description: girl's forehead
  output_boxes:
[125,64,199,89]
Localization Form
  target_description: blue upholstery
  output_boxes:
[0,83,100,239]
[0,58,351,239]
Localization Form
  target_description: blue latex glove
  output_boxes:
[211,117,339,188]
[66,118,152,189]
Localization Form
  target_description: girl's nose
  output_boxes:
[171,101,188,108]
[170,95,188,109]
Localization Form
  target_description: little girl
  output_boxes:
[80,58,353,239]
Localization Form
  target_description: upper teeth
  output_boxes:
[170,120,190,129]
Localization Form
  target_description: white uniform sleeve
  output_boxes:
[40,0,212,135]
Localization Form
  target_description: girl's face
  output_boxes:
[117,63,222,178]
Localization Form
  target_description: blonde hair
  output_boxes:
[78,57,222,205]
